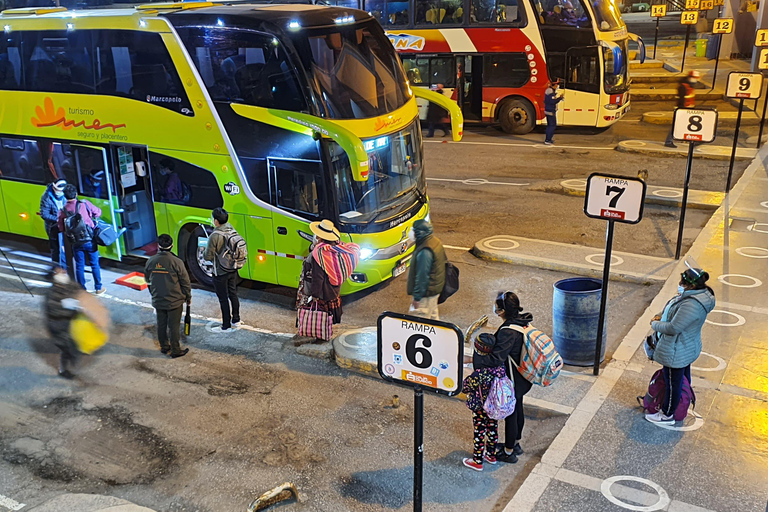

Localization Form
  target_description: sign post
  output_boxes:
[680,3,699,72]
[711,18,734,90]
[584,175,646,375]
[377,313,463,512]
[756,34,768,148]
[651,4,667,60]
[725,72,763,191]
[672,108,718,259]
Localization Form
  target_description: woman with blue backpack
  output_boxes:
[645,267,715,424]
[492,291,534,463]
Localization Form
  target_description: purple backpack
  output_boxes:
[483,376,517,420]
[638,369,696,421]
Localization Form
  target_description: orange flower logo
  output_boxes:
[31,97,126,133]
[374,116,401,132]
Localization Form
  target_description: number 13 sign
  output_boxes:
[584,174,646,224]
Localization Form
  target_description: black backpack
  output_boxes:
[64,200,93,246]
[216,231,248,272]
[438,261,459,304]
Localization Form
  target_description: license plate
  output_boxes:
[393,263,407,278]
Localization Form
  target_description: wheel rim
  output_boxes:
[508,107,529,126]
[196,246,214,278]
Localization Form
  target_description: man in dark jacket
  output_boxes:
[544,81,564,145]
[57,184,104,293]
[203,207,241,332]
[407,219,447,320]
[40,179,68,270]
[145,234,191,358]
[45,267,84,378]
[426,84,451,138]
[665,70,700,148]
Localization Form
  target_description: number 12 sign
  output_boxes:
[584,174,646,224]
[378,312,464,396]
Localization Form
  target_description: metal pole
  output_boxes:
[413,386,424,512]
[681,24,691,73]
[675,142,695,260]
[653,17,660,60]
[593,220,614,376]
[758,76,768,148]
[726,99,745,193]
[710,35,722,91]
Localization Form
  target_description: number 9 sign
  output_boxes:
[672,108,718,143]
[377,312,464,396]
[726,72,763,99]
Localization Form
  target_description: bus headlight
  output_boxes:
[359,248,375,260]
[604,104,619,110]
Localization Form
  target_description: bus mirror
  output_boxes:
[230,104,370,182]
[413,87,464,142]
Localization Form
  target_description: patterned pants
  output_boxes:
[472,410,498,464]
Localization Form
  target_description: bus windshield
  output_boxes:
[290,20,411,119]
[591,0,623,30]
[331,120,423,226]
[603,41,628,93]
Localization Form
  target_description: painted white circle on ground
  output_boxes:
[601,476,671,511]
[205,321,239,333]
[560,179,587,188]
[692,351,727,372]
[717,274,763,288]
[651,189,683,198]
[747,223,768,234]
[760,201,768,209]
[463,178,489,185]
[482,238,520,251]
[652,410,705,432]
[705,309,746,327]
[622,140,647,147]
[586,253,625,266]
[335,328,376,350]
[735,247,768,259]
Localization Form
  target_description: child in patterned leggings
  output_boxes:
[462,333,506,471]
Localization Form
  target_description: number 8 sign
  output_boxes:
[584,174,646,224]
[378,312,464,396]
[672,108,718,143]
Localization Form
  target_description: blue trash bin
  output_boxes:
[552,278,606,366]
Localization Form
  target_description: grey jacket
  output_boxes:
[652,288,716,368]
[202,222,238,276]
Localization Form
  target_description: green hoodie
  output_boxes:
[407,220,447,301]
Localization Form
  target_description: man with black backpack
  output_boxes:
[203,207,246,332]
[57,184,104,294]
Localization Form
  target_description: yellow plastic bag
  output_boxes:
[69,314,108,354]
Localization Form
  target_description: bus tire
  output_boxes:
[498,98,535,135]
[185,225,214,288]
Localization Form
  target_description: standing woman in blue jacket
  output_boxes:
[646,268,715,424]
[544,81,564,146]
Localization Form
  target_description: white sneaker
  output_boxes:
[232,321,242,327]
[210,326,232,334]
[645,411,675,424]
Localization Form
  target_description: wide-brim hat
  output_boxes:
[310,219,340,242]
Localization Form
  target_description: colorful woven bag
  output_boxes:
[297,303,333,341]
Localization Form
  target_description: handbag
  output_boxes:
[644,332,657,360]
[297,302,333,341]
[93,219,118,246]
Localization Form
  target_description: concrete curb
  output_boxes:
[26,494,155,512]
[642,111,762,126]
[616,140,757,161]
[631,89,723,101]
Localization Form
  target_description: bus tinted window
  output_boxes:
[0,34,22,89]
[401,56,455,87]
[0,138,46,183]
[470,0,524,24]
[537,0,591,27]
[22,31,95,94]
[273,161,324,217]
[149,153,224,209]
[415,0,465,24]
[566,46,599,94]
[295,22,409,119]
[483,53,529,87]
[177,27,306,112]
[366,0,410,25]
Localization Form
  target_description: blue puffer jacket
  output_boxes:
[652,288,716,368]
[39,184,63,231]
[544,87,563,115]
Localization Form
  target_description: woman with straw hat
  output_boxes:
[296,220,360,341]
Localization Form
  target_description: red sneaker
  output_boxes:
[462,458,483,471]
[484,453,497,465]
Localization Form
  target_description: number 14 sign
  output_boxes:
[584,174,646,224]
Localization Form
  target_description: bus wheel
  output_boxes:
[186,226,214,288]
[498,99,535,135]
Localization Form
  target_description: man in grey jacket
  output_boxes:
[145,234,191,358]
[646,267,715,424]
[203,207,241,332]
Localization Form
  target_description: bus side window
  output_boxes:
[470,0,525,24]
[0,33,22,90]
[365,0,409,25]
[21,31,95,94]
[415,0,464,25]
[429,57,455,87]
[401,57,428,85]
[565,47,599,94]
[149,153,224,210]
[0,138,46,184]
[483,53,529,87]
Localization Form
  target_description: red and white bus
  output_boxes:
[328,0,642,134]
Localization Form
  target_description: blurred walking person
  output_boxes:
[426,84,451,138]
[407,219,446,320]
[57,184,104,294]
[665,70,699,148]
[145,234,191,358]
[39,179,69,271]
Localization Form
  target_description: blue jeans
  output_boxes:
[662,365,691,417]
[73,241,102,291]
[545,114,557,142]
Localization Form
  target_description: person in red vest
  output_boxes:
[665,70,700,148]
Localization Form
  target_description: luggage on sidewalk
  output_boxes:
[637,369,695,421]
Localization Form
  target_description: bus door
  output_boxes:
[563,46,600,127]
[459,55,484,121]
[109,144,158,257]
[268,157,325,288]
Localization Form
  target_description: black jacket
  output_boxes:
[40,184,64,231]
[145,250,192,310]
[493,314,534,395]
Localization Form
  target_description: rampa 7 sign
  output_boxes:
[584,174,646,224]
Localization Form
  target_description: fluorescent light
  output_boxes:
[3,25,10,33]
[334,15,354,24]
[217,18,224,26]
[288,20,301,29]
[66,23,74,31]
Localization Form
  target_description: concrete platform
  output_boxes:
[629,59,665,69]
[631,87,723,101]
[27,494,155,511]
[642,110,762,126]
[559,178,724,210]
[746,134,767,145]
[617,140,757,161]
[473,235,676,284]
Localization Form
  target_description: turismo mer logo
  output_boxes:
[31,97,126,133]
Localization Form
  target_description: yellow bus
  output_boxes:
[0,2,462,293]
